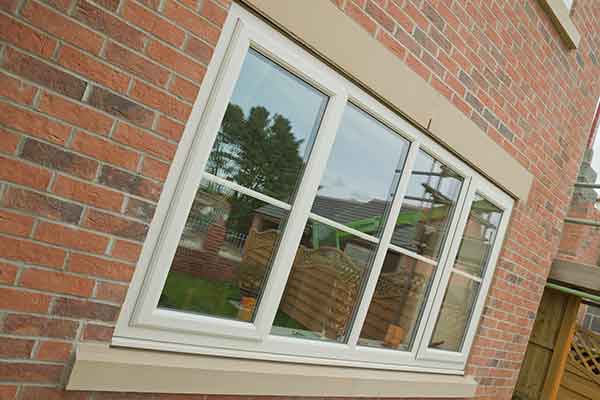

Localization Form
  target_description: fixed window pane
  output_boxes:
[206,48,328,204]
[392,150,463,260]
[429,195,503,352]
[311,104,409,237]
[158,180,288,322]
[429,272,480,352]
[271,219,377,342]
[358,252,435,351]
[454,196,502,277]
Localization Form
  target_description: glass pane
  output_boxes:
[158,180,288,322]
[206,48,328,204]
[429,195,503,352]
[392,150,463,260]
[454,196,502,277]
[311,104,409,237]
[429,272,480,351]
[271,219,377,342]
[358,252,434,351]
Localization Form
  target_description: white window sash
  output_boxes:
[114,3,514,374]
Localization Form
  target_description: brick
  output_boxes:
[21,138,98,180]
[413,27,437,55]
[113,122,177,161]
[471,111,488,132]
[3,187,82,224]
[421,51,445,78]
[0,13,56,58]
[52,174,124,212]
[82,323,114,341]
[20,387,90,400]
[394,27,420,56]
[386,1,412,33]
[377,30,406,61]
[345,2,376,35]
[163,0,221,44]
[157,115,184,141]
[94,0,119,11]
[0,102,71,145]
[0,362,63,383]
[87,86,155,128]
[34,221,109,254]
[130,80,191,122]
[21,0,103,55]
[146,39,206,81]
[430,26,451,54]
[483,108,500,129]
[2,47,86,100]
[404,1,429,31]
[0,287,51,313]
[0,71,37,105]
[67,253,134,281]
[466,92,484,113]
[125,197,156,222]
[406,53,430,81]
[141,156,169,181]
[201,0,227,26]
[0,338,34,359]
[0,262,19,284]
[83,209,149,241]
[0,156,52,191]
[0,210,34,237]
[71,131,140,171]
[422,1,445,31]
[52,297,119,322]
[110,239,142,263]
[0,385,17,400]
[0,0,18,12]
[184,36,213,64]
[20,268,95,297]
[57,45,130,93]
[38,91,114,135]
[0,235,66,268]
[169,75,200,103]
[95,281,127,303]
[36,341,72,362]
[122,0,185,47]
[104,41,170,87]
[0,128,19,154]
[365,1,394,33]
[3,314,78,339]
[73,0,146,51]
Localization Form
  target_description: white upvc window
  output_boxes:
[562,0,574,11]
[114,4,513,374]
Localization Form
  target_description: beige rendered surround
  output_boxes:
[241,0,533,202]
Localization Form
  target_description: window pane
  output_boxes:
[358,252,435,351]
[429,272,480,352]
[311,104,409,237]
[205,48,328,204]
[392,150,463,260]
[158,180,288,322]
[429,195,503,352]
[454,196,502,277]
[271,219,377,342]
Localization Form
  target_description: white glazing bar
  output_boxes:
[308,212,380,244]
[204,173,293,211]
[387,243,438,266]
[347,142,421,347]
[450,268,483,283]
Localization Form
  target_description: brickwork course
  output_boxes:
[0,0,599,399]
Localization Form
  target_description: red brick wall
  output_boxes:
[0,0,598,399]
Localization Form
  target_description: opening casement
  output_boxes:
[114,4,514,374]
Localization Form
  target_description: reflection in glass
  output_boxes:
[158,180,288,322]
[392,150,463,259]
[206,48,328,204]
[311,104,409,237]
[454,196,502,277]
[270,218,377,342]
[429,195,502,352]
[359,252,434,351]
[429,273,480,352]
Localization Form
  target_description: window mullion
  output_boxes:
[346,141,421,347]
[252,90,349,338]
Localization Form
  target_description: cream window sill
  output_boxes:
[538,0,581,49]
[67,343,478,398]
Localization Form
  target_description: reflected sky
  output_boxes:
[230,48,327,159]
[317,104,409,203]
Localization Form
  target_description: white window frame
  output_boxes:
[114,4,514,374]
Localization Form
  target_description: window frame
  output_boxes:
[114,4,513,374]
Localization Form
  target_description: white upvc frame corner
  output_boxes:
[113,2,515,375]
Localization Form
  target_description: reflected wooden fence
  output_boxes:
[559,326,600,399]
